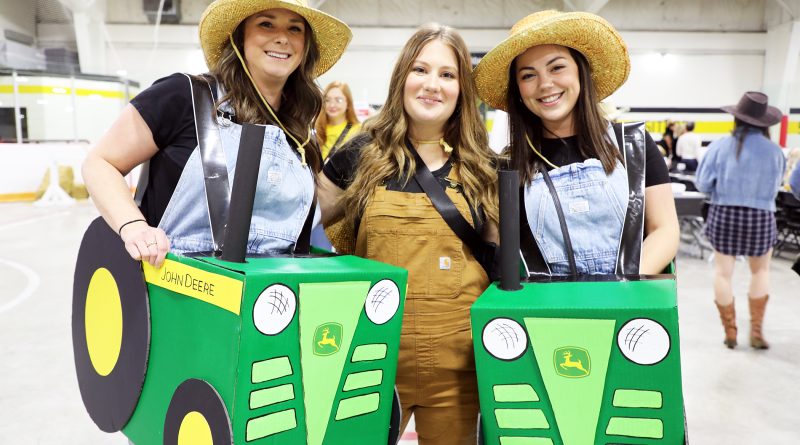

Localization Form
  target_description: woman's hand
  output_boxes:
[119,220,170,268]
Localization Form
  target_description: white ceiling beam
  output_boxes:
[563,0,610,13]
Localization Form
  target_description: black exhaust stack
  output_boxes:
[221,124,266,263]
[499,169,522,291]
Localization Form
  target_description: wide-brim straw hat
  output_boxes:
[721,91,782,127]
[474,10,630,111]
[199,0,352,77]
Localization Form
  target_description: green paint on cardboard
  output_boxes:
[343,370,383,391]
[299,281,369,445]
[524,317,615,445]
[494,384,540,402]
[351,344,387,362]
[500,438,554,445]
[335,393,380,420]
[606,417,664,439]
[246,409,297,441]
[495,409,549,429]
[613,390,663,409]
[249,384,295,409]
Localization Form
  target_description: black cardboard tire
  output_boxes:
[388,387,402,445]
[163,379,231,445]
[477,413,485,445]
[72,217,150,432]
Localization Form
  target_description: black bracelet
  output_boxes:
[118,218,146,236]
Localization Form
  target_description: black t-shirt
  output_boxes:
[536,129,670,187]
[323,133,457,193]
[130,73,199,225]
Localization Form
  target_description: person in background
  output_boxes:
[789,159,800,200]
[474,9,679,276]
[676,121,701,171]
[695,91,786,350]
[315,80,361,160]
[82,0,351,267]
[319,23,499,444]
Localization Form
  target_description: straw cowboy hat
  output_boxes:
[199,0,352,76]
[474,10,630,111]
[721,92,782,127]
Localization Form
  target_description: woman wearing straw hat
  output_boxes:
[82,0,351,267]
[474,10,678,276]
[319,23,499,445]
[696,92,786,350]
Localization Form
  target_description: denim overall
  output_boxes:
[523,127,629,275]
[157,82,314,255]
[355,167,489,445]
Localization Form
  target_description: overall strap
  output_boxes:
[407,143,493,266]
[614,122,647,274]
[519,188,551,276]
[294,190,317,255]
[185,73,231,253]
[540,167,578,275]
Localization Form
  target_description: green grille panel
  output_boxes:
[249,384,295,409]
[606,417,664,439]
[500,438,554,445]
[613,389,663,409]
[335,393,380,420]
[251,356,292,383]
[495,409,549,429]
[246,409,297,441]
[493,384,539,402]
[343,370,383,391]
[351,344,387,362]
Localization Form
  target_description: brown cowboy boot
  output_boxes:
[715,301,737,349]
[749,295,770,349]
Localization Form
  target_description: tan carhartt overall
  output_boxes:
[355,167,489,445]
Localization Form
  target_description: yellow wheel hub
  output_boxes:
[84,267,123,376]
[178,411,213,445]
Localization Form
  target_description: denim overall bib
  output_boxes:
[523,126,629,275]
[157,79,314,255]
[355,167,489,445]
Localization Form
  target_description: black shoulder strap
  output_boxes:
[294,190,316,254]
[186,73,231,253]
[407,143,491,261]
[614,122,647,274]
[330,123,353,153]
[519,188,551,276]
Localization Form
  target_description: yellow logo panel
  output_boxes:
[143,259,243,315]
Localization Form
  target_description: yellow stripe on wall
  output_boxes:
[0,193,37,202]
[0,84,125,99]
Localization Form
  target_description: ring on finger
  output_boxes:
[146,241,157,247]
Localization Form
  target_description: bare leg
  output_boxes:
[747,249,771,299]
[713,251,736,306]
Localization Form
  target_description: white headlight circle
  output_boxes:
[253,284,297,335]
[365,279,400,325]
[482,318,528,361]
[617,318,671,365]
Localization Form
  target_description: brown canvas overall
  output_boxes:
[355,169,489,445]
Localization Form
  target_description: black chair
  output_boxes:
[775,191,800,256]
[674,192,712,258]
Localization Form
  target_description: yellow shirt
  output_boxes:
[322,121,361,159]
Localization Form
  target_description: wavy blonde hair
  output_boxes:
[340,23,498,226]
[315,81,359,146]
[211,15,323,172]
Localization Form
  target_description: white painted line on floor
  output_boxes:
[0,211,71,232]
[0,258,41,314]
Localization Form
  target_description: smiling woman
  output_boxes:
[317,23,499,445]
[80,0,351,265]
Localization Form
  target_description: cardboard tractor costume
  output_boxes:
[72,85,407,443]
[473,124,687,445]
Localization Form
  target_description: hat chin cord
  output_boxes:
[228,33,312,167]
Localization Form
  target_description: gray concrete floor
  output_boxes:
[1,201,798,444]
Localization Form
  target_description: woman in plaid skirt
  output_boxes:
[695,92,786,350]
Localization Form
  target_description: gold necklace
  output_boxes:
[230,34,312,166]
[411,137,454,153]
[525,134,558,170]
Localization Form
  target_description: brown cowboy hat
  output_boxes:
[721,92,782,127]
[199,0,352,76]
[474,10,630,111]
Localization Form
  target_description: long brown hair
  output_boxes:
[340,23,498,226]
[315,81,359,146]
[733,118,770,160]
[507,47,621,184]
[211,15,323,172]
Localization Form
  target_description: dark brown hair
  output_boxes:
[506,47,621,184]
[733,118,770,160]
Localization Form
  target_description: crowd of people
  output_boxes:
[80,0,797,442]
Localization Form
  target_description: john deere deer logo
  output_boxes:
[554,346,590,378]
[313,323,342,356]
